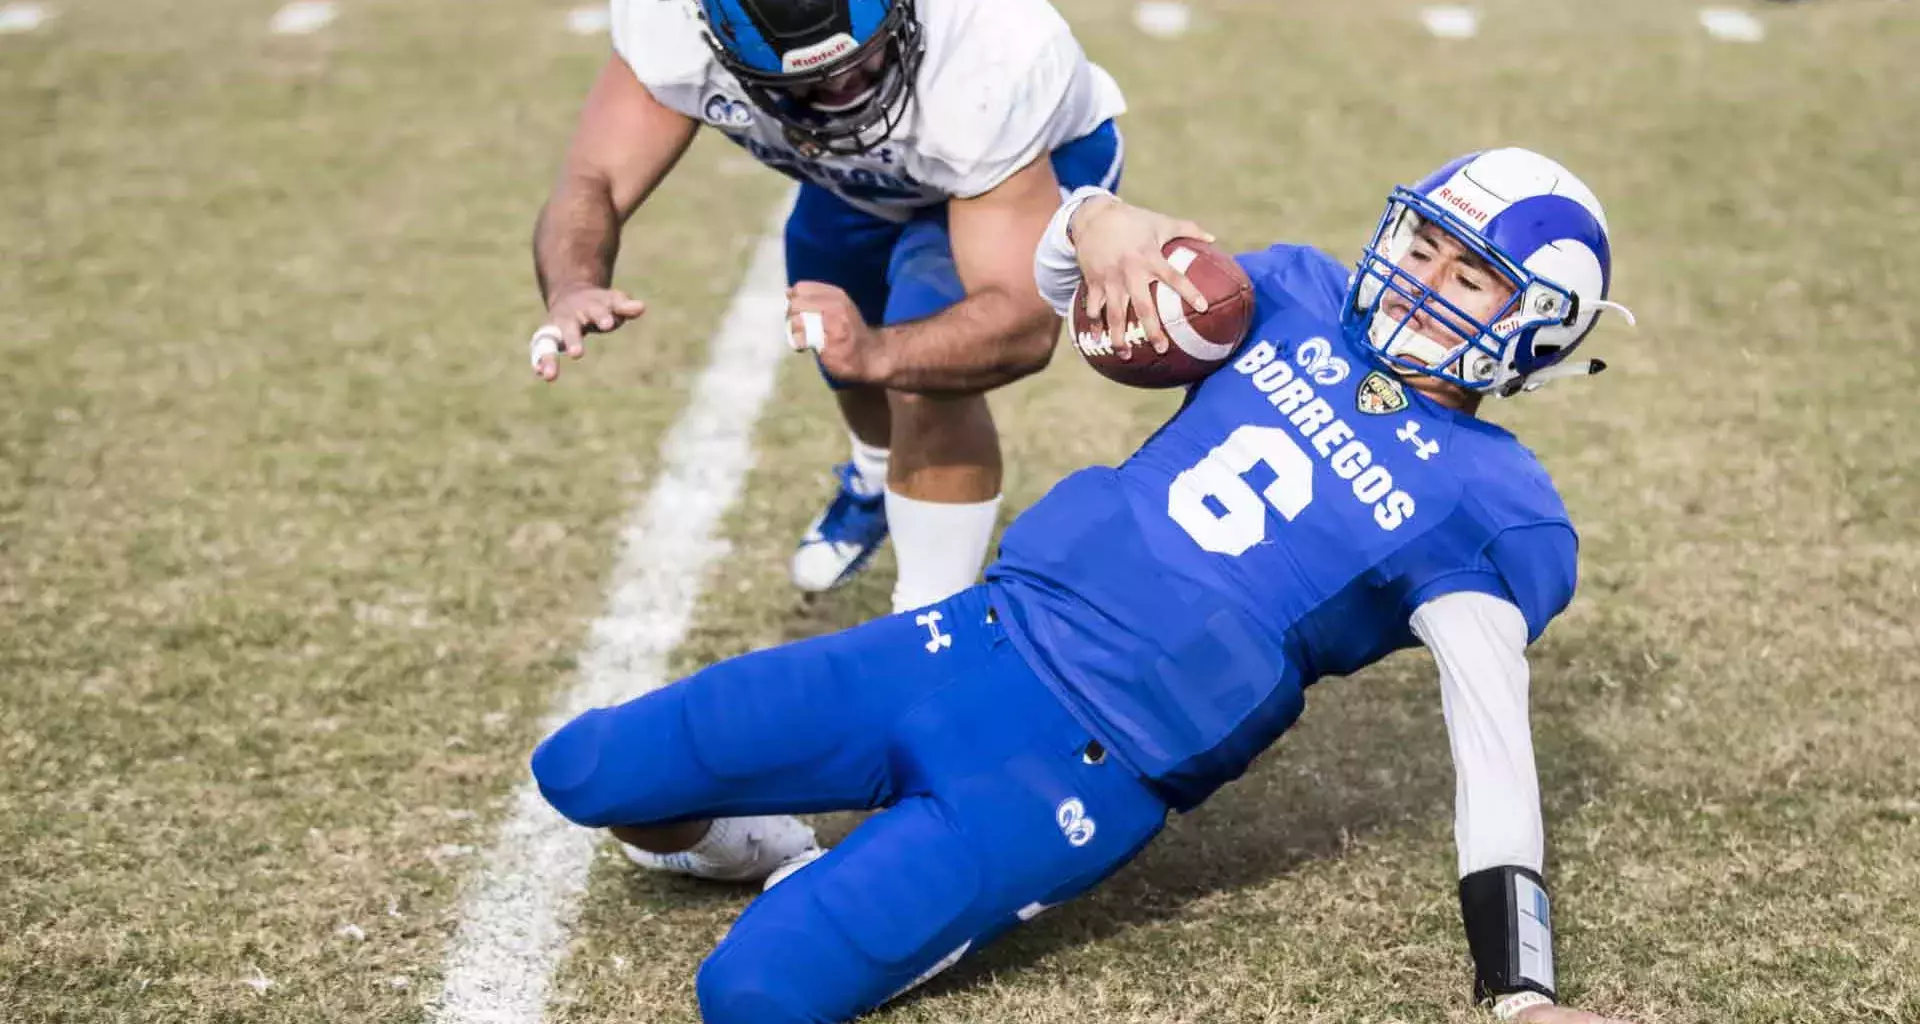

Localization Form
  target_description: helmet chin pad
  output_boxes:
[1367,309,1499,385]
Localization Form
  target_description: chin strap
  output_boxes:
[1496,357,1606,398]
[1499,298,1638,396]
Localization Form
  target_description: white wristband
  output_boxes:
[1491,990,1554,1020]
[1056,185,1115,254]
[1034,186,1113,319]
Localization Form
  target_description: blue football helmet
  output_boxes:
[1341,148,1635,396]
[696,0,925,156]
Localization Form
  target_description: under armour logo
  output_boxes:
[1055,798,1097,848]
[1294,336,1351,385]
[916,611,952,654]
[1397,420,1440,461]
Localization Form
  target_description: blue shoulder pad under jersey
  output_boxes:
[1372,428,1579,642]
[1234,244,1352,325]
[987,243,1579,810]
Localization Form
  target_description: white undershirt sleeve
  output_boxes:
[1032,185,1113,319]
[1410,590,1545,877]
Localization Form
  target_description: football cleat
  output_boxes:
[761,845,828,891]
[790,463,888,592]
[620,815,821,885]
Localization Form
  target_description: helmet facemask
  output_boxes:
[703,0,925,157]
[1343,188,1595,397]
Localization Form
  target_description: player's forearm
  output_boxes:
[533,174,627,305]
[1413,592,1559,1010]
[874,289,1059,393]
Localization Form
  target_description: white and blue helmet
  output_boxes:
[1341,148,1635,396]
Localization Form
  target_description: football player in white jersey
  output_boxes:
[529,0,1165,616]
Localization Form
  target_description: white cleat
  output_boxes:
[762,845,828,891]
[790,521,872,592]
[789,463,888,593]
[620,815,819,885]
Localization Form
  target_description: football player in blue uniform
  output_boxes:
[530,147,1636,1024]
[528,0,1151,617]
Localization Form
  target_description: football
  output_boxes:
[1070,239,1255,388]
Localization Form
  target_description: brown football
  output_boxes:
[1070,239,1255,389]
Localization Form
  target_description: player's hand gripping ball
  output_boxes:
[1071,239,1254,388]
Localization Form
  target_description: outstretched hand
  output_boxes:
[529,285,648,382]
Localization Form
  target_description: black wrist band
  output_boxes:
[1459,865,1558,1004]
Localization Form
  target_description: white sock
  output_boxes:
[884,488,1002,613]
[847,433,890,499]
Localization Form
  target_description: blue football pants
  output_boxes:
[786,120,1125,387]
[532,586,1168,1024]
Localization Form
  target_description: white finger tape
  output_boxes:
[529,325,564,369]
[801,311,825,353]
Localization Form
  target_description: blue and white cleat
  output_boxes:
[790,463,888,592]
[620,814,820,885]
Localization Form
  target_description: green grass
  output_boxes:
[4,0,1919,1022]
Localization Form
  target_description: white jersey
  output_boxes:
[610,0,1126,221]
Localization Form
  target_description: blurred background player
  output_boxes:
[527,0,1129,614]
[531,148,1637,1024]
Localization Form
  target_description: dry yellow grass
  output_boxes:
[4,1,1917,1022]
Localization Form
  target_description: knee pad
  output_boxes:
[530,708,622,827]
[696,934,832,1024]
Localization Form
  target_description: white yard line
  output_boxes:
[432,193,796,1024]
[269,1,335,36]
[0,2,53,34]
[1133,2,1191,40]
[1420,6,1479,40]
[1699,7,1765,43]
[565,5,611,36]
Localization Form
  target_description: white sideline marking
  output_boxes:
[1133,1,1190,40]
[0,2,52,34]
[269,1,335,36]
[1699,7,1764,43]
[1420,6,1479,40]
[432,193,797,1024]
[565,6,611,36]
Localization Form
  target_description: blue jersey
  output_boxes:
[986,244,1579,810]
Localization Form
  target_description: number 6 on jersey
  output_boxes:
[1168,426,1316,556]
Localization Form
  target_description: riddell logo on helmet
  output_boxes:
[1436,186,1492,225]
[783,35,858,72]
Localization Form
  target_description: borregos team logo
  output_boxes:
[1055,798,1097,848]
[1293,336,1350,385]
[703,93,754,128]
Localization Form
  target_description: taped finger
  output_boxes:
[787,310,827,353]
[529,325,564,370]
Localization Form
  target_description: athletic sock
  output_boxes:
[847,433,890,499]
[884,488,1003,613]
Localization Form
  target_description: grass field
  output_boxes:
[4,1,1918,1022]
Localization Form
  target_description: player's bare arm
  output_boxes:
[530,55,699,382]
[784,157,1066,394]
